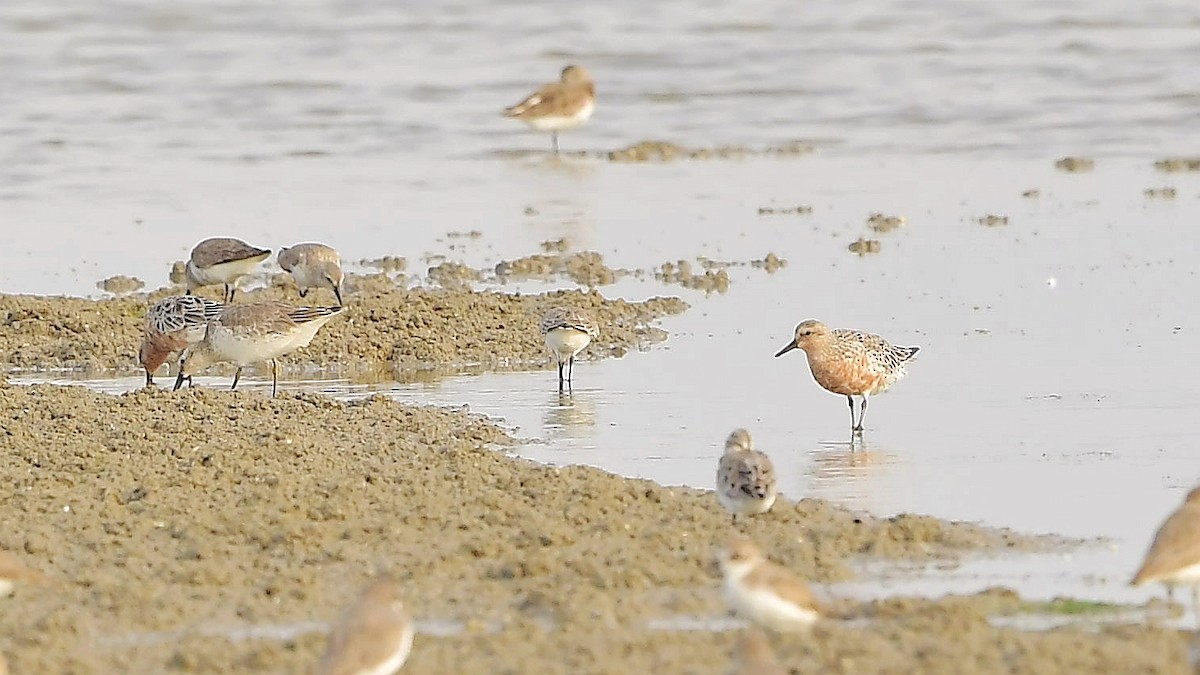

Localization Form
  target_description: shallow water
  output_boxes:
[5,0,1200,629]
[18,156,1200,615]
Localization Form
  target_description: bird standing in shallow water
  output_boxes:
[716,429,778,522]
[504,65,596,155]
[774,319,919,433]
[174,301,345,397]
[539,307,598,392]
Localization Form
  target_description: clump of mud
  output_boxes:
[848,237,882,255]
[1022,189,1041,198]
[1055,157,1095,172]
[604,140,813,163]
[493,251,627,287]
[750,252,786,273]
[1153,157,1200,172]
[426,261,482,289]
[96,275,144,294]
[867,213,906,233]
[358,256,407,273]
[168,261,187,285]
[977,214,1010,227]
[1144,187,1177,199]
[2,383,1143,675]
[657,260,730,294]
[540,238,569,253]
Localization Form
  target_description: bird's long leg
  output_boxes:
[568,355,575,384]
[855,395,870,433]
[226,284,237,303]
[271,359,279,397]
[552,132,560,155]
[1191,584,1200,630]
[847,395,857,430]
[231,367,242,391]
[557,360,565,392]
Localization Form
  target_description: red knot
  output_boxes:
[138,295,223,387]
[774,319,919,432]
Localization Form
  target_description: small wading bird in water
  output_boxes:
[774,319,919,433]
[503,65,596,155]
[539,306,598,392]
[174,302,345,397]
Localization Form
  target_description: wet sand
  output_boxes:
[0,381,1191,674]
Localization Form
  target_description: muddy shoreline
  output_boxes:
[0,382,1191,673]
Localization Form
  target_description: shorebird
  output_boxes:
[504,65,595,154]
[174,301,345,396]
[729,629,788,675]
[539,307,598,391]
[718,537,823,632]
[1132,486,1200,622]
[716,429,778,522]
[185,237,271,303]
[278,242,345,306]
[317,578,413,675]
[138,295,223,386]
[774,319,919,432]
[0,550,48,597]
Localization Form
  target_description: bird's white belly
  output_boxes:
[1161,562,1200,584]
[544,328,591,361]
[363,627,414,675]
[211,330,296,366]
[189,257,262,286]
[726,579,818,631]
[718,489,776,516]
[526,100,594,132]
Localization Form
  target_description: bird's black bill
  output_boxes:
[173,372,189,391]
[774,342,798,358]
[334,285,343,306]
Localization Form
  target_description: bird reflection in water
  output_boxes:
[542,390,597,436]
[805,437,899,510]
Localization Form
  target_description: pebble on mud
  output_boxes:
[977,214,1010,227]
[1021,189,1041,198]
[1144,187,1177,199]
[96,275,144,294]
